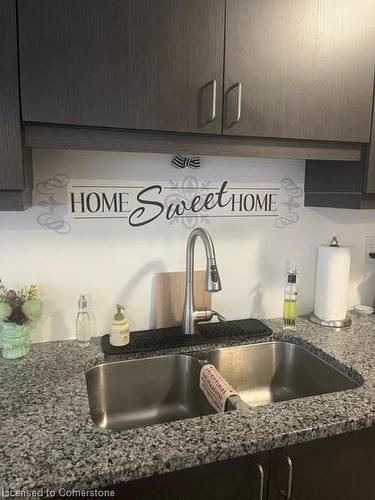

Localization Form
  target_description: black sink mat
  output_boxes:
[101,318,272,355]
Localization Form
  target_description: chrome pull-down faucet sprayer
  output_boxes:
[182,227,225,335]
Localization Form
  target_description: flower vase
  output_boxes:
[0,320,37,359]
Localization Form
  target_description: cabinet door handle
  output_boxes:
[233,81,242,124]
[279,451,293,499]
[208,79,217,123]
[250,459,264,500]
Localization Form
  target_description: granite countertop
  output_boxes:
[2,314,375,492]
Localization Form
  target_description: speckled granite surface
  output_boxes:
[2,314,375,491]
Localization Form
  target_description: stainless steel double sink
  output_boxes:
[86,341,360,431]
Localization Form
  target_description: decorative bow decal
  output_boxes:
[171,154,200,169]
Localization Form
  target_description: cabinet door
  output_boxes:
[224,0,375,142]
[269,428,375,500]
[364,112,375,194]
[18,0,224,134]
[102,452,269,500]
[0,0,25,191]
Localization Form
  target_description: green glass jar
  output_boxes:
[0,320,37,359]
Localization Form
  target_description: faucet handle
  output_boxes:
[193,309,226,323]
[204,309,226,322]
[212,310,226,322]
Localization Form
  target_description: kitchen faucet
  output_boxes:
[182,227,225,335]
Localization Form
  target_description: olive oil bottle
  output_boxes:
[283,269,298,329]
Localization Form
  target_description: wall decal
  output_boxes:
[171,154,200,169]
[34,170,303,234]
[275,177,303,229]
[35,174,71,234]
[69,178,279,227]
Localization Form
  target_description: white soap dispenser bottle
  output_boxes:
[109,304,130,346]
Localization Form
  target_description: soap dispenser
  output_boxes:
[76,294,92,346]
[283,268,298,330]
[109,304,130,347]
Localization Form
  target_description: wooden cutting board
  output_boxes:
[156,271,211,328]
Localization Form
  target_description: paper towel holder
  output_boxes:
[309,313,351,328]
[309,236,352,328]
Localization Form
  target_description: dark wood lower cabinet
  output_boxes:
[98,428,375,500]
[106,452,269,500]
[47,428,375,499]
[269,428,375,500]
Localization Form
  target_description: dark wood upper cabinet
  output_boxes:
[0,0,32,210]
[364,116,375,194]
[305,77,375,208]
[18,0,225,134]
[17,0,375,143]
[224,0,375,142]
[0,0,21,190]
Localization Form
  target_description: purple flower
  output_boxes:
[6,290,18,301]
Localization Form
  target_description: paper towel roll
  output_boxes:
[314,244,350,322]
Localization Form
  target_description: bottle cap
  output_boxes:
[330,236,339,247]
[78,295,87,308]
[114,304,125,321]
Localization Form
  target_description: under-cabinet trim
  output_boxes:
[23,124,363,162]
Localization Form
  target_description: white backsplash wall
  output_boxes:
[1,149,375,343]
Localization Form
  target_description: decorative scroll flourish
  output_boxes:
[164,175,211,229]
[275,177,303,229]
[36,174,71,234]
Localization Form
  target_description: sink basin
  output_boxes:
[196,341,360,407]
[86,354,214,430]
[86,341,361,431]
